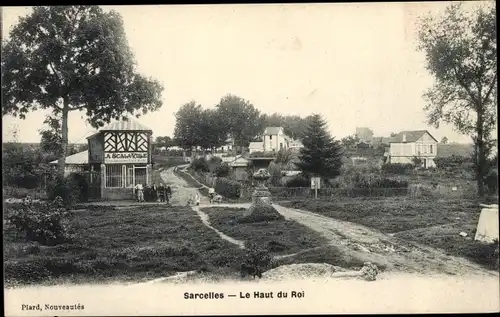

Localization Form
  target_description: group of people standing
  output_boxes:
[134,182,172,203]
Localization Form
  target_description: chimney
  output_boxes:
[402,133,407,142]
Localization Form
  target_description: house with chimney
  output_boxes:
[388,130,438,168]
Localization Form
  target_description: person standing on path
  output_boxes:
[166,185,172,204]
[158,183,166,202]
[134,183,144,202]
[194,193,200,206]
[151,184,158,202]
[208,187,215,204]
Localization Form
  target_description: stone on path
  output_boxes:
[475,204,499,244]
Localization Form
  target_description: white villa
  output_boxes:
[248,126,303,153]
[388,130,438,168]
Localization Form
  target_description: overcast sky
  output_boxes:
[2,2,485,144]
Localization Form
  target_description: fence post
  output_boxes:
[100,164,106,199]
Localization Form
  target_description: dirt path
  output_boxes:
[158,165,210,206]
[272,205,497,277]
[163,167,497,277]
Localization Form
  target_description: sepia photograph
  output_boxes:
[2,2,499,315]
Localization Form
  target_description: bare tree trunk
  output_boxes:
[57,99,70,179]
[476,106,486,198]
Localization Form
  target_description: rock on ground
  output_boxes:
[263,263,348,281]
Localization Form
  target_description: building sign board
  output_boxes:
[104,152,148,164]
[311,177,321,189]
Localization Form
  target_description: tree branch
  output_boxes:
[69,104,87,111]
[49,62,61,83]
[482,71,498,104]
[452,64,479,106]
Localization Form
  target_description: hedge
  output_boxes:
[215,178,241,199]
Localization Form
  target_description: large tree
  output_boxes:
[215,94,261,149]
[296,114,344,182]
[2,6,164,178]
[198,108,229,151]
[173,101,204,150]
[416,3,496,197]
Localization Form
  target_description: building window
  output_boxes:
[106,165,123,188]
[430,145,433,154]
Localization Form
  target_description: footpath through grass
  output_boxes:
[279,197,499,270]
[201,207,378,270]
[4,205,246,286]
[203,207,327,256]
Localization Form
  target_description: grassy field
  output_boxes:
[279,197,499,270]
[203,207,327,256]
[4,205,246,286]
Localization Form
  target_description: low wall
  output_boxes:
[103,188,134,200]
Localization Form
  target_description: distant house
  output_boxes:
[229,156,250,181]
[215,136,234,153]
[372,136,394,149]
[355,127,374,143]
[263,127,288,152]
[389,130,438,168]
[249,141,264,154]
[288,139,304,149]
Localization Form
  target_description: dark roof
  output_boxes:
[372,137,394,145]
[86,132,101,140]
[390,130,437,143]
[263,127,283,135]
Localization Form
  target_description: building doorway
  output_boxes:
[126,165,148,187]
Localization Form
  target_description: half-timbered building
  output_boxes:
[86,118,154,200]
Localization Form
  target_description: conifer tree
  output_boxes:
[296,114,344,181]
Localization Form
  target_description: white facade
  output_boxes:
[263,127,288,152]
[249,141,264,153]
[389,131,438,168]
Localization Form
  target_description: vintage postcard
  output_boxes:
[2,2,499,316]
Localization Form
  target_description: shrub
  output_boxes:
[434,155,472,170]
[47,177,80,207]
[240,242,272,279]
[68,173,90,202]
[381,163,414,174]
[214,163,230,177]
[238,203,284,223]
[6,197,74,246]
[411,156,422,167]
[215,178,241,199]
[285,175,309,187]
[268,161,282,187]
[191,158,209,173]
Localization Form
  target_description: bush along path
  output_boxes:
[164,166,498,278]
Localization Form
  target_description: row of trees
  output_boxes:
[168,94,313,152]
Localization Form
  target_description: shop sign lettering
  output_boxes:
[104,152,148,163]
